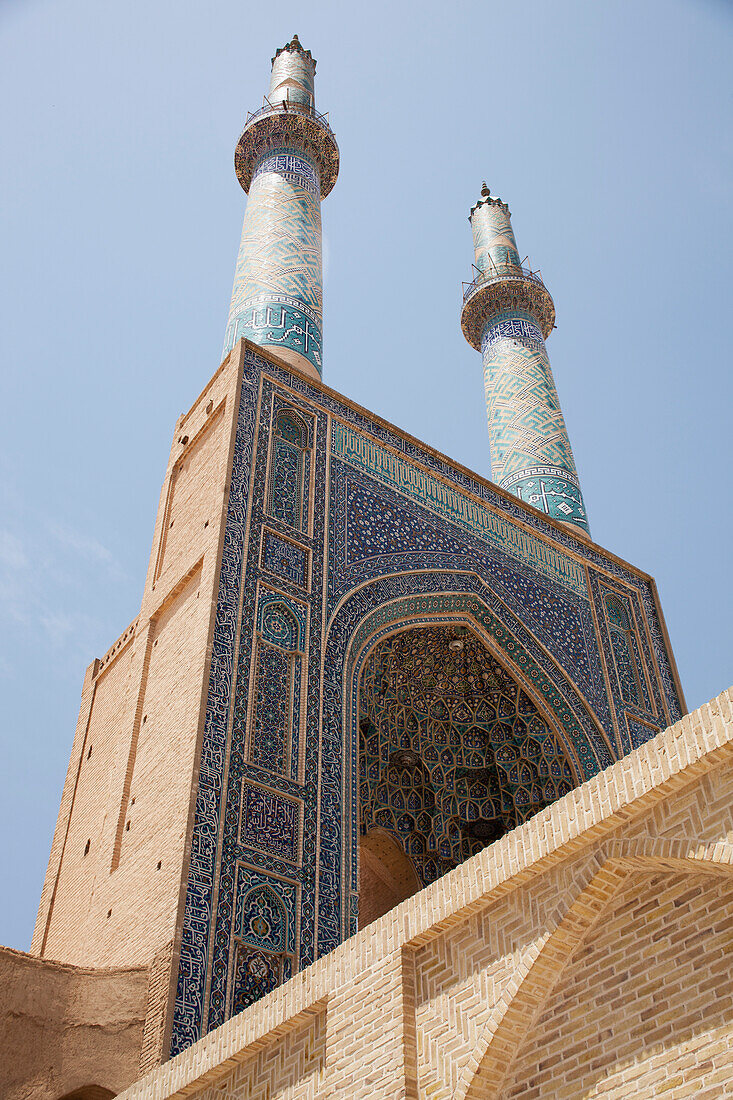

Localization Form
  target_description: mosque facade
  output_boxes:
[4,37,730,1100]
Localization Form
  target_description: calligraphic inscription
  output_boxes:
[252,150,320,196]
[239,781,300,863]
[261,529,309,589]
[230,295,323,373]
[331,421,587,598]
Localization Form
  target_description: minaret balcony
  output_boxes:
[235,99,339,197]
[460,262,555,349]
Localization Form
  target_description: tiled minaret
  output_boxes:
[222,35,339,380]
[461,184,590,535]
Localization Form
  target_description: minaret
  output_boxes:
[461,184,590,535]
[222,35,339,380]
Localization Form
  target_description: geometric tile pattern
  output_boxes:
[268,38,315,109]
[228,863,297,1019]
[223,149,323,374]
[267,409,309,531]
[471,196,521,271]
[331,421,587,596]
[169,346,684,1057]
[465,192,589,533]
[603,589,644,707]
[481,312,588,531]
[249,591,304,779]
[359,626,575,887]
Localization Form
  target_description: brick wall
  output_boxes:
[32,344,245,973]
[116,686,733,1100]
[500,871,733,1098]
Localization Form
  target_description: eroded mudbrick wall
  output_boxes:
[0,946,148,1100]
[117,687,733,1100]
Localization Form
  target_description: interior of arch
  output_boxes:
[358,625,576,905]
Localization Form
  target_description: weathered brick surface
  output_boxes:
[32,345,245,974]
[0,945,148,1100]
[115,685,733,1100]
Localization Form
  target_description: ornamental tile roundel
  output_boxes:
[359,626,574,885]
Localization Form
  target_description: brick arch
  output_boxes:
[358,828,421,929]
[456,839,733,1100]
[57,1088,116,1100]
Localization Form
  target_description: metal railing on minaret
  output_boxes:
[222,35,339,380]
[461,184,590,535]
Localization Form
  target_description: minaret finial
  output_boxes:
[272,33,315,69]
[460,194,590,535]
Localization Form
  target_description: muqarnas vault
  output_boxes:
[30,36,684,1070]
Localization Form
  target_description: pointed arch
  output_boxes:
[603,590,643,706]
[320,568,617,948]
[260,599,300,651]
[249,596,304,776]
[238,884,288,953]
[455,839,733,1100]
[230,883,292,1019]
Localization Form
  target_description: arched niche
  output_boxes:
[267,408,310,531]
[358,623,576,892]
[321,571,615,950]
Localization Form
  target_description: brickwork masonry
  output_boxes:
[31,344,247,975]
[117,685,733,1099]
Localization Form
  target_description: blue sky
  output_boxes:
[0,0,731,950]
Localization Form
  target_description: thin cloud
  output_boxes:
[46,520,128,582]
[0,530,28,572]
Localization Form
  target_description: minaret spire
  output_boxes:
[223,36,339,380]
[461,187,590,535]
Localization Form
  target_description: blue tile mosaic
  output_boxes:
[240,782,300,863]
[168,346,684,1056]
[261,529,309,589]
